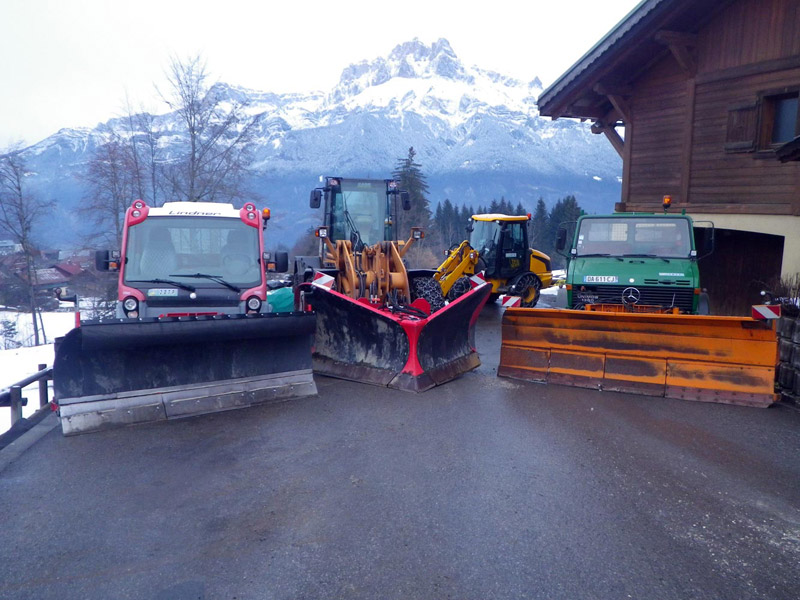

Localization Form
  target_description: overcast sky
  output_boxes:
[0,0,642,149]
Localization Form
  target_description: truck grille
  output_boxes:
[573,285,695,312]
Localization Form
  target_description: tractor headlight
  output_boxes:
[246,296,262,313]
[123,296,139,318]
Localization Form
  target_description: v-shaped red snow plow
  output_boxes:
[294,177,491,391]
[304,273,490,392]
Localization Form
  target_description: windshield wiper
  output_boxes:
[578,253,624,261]
[169,273,241,293]
[622,254,670,263]
[127,278,196,292]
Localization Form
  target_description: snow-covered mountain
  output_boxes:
[17,38,621,249]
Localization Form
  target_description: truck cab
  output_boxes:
[98,200,287,319]
[557,212,712,314]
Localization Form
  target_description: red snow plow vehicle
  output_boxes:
[53,200,317,435]
[294,177,491,392]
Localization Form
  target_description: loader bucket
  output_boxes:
[498,308,778,407]
[53,312,317,435]
[308,282,491,392]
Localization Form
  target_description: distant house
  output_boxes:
[538,0,800,313]
[0,240,22,256]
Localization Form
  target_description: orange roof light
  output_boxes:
[662,195,672,212]
[262,208,271,221]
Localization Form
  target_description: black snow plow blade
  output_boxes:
[307,283,491,392]
[53,312,317,435]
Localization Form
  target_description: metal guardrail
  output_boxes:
[0,364,53,427]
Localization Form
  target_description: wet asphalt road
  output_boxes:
[1,302,799,600]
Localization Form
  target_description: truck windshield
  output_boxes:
[123,217,262,288]
[575,217,692,259]
[330,179,387,246]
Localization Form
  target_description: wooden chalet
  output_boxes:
[539,0,800,313]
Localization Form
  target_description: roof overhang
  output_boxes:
[538,0,733,122]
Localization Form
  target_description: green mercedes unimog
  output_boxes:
[556,211,713,314]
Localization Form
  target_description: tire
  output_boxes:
[410,277,446,314]
[515,273,542,308]
[446,276,471,302]
[487,293,500,304]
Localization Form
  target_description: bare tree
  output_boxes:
[160,55,264,203]
[0,148,55,345]
[122,96,164,207]
[81,131,139,248]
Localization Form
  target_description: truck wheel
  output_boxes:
[411,277,446,314]
[517,273,542,308]
[446,276,471,302]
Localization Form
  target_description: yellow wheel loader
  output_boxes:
[435,214,553,307]
[293,177,491,392]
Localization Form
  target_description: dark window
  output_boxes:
[758,90,800,150]
[771,95,798,143]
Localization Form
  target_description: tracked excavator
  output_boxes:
[53,200,317,435]
[434,213,553,307]
[498,198,779,407]
[294,176,491,392]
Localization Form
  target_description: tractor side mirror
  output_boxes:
[703,228,715,257]
[401,191,411,211]
[555,227,567,252]
[310,189,322,209]
[95,249,120,271]
[274,251,289,273]
[95,249,109,271]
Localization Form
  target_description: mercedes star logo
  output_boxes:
[622,287,641,305]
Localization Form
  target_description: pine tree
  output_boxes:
[547,195,583,267]
[531,197,548,250]
[392,147,431,239]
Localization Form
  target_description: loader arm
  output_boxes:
[434,241,480,297]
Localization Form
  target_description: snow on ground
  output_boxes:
[1,311,78,435]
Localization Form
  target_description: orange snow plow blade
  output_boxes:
[498,309,779,407]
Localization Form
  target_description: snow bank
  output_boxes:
[0,311,77,434]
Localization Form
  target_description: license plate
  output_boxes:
[584,276,618,283]
[147,288,179,297]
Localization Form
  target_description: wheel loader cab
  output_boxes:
[469,216,529,279]
[318,177,409,249]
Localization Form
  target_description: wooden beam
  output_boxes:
[591,121,624,157]
[680,77,697,205]
[654,30,697,47]
[655,30,697,76]
[564,104,607,120]
[593,82,632,97]
[593,82,632,123]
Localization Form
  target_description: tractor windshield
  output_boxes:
[575,217,692,259]
[123,217,262,287]
[330,179,388,247]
